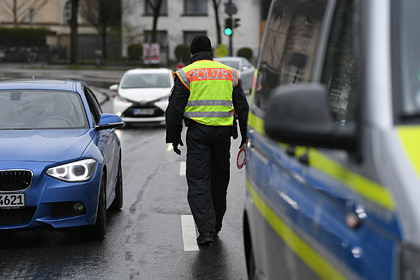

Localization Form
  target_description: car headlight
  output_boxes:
[46,159,98,182]
[116,94,130,103]
[400,243,420,280]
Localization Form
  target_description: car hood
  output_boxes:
[118,88,171,102]
[0,129,94,163]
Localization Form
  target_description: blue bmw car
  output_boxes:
[0,79,123,239]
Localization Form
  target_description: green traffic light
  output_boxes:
[224,28,232,36]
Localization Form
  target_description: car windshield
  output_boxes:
[121,73,171,89]
[399,0,420,118]
[0,90,88,130]
[217,60,240,70]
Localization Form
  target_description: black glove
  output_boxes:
[172,140,184,155]
[239,138,246,149]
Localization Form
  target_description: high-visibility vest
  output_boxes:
[174,59,239,126]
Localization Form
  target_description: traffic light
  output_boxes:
[224,18,232,36]
[234,18,240,28]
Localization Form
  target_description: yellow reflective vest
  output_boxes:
[174,59,239,126]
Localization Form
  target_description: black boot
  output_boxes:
[197,232,213,245]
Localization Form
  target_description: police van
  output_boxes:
[243,0,420,279]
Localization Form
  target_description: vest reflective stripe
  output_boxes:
[175,69,190,90]
[187,100,232,106]
[232,69,239,87]
[175,60,235,126]
[184,111,233,118]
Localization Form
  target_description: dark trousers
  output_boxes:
[186,122,231,233]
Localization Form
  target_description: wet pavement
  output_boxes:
[0,77,249,279]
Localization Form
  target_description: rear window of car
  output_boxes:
[121,73,172,88]
[0,90,88,130]
[217,60,240,70]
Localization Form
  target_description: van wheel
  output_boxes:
[247,246,257,280]
[110,158,123,211]
[80,176,107,239]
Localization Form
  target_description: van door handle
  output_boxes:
[286,145,296,156]
[298,152,308,164]
[286,145,309,165]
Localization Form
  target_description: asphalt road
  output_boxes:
[0,68,249,279]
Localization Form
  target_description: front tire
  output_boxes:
[80,175,107,239]
[110,157,123,211]
[247,246,257,280]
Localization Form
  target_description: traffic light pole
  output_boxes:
[224,0,237,56]
[229,14,233,56]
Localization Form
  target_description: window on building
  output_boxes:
[184,31,207,47]
[145,0,168,15]
[144,30,168,47]
[64,1,72,25]
[184,0,207,15]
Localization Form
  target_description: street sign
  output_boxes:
[224,2,237,16]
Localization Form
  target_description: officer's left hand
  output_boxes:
[173,140,183,155]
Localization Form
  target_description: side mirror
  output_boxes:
[241,65,251,71]
[264,83,356,151]
[96,113,124,131]
[109,84,119,91]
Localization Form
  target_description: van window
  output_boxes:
[253,0,328,115]
[398,0,420,120]
[321,0,357,125]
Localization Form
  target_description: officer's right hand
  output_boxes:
[172,140,183,155]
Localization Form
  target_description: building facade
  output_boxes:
[0,0,120,62]
[122,0,264,65]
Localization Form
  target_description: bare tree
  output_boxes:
[211,0,222,46]
[144,0,164,43]
[70,0,79,64]
[79,0,121,59]
[0,0,49,26]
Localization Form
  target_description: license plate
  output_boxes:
[0,193,25,208]
[133,108,154,115]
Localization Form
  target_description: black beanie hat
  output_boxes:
[190,35,212,54]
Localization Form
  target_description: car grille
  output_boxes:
[0,207,36,226]
[0,170,33,191]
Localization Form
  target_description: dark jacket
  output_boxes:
[165,51,249,145]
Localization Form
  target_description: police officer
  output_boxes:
[166,35,249,245]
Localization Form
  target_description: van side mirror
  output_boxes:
[264,83,356,151]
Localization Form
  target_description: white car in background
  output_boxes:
[110,68,173,125]
[214,57,255,94]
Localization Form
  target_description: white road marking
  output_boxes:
[179,161,186,176]
[181,215,199,251]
